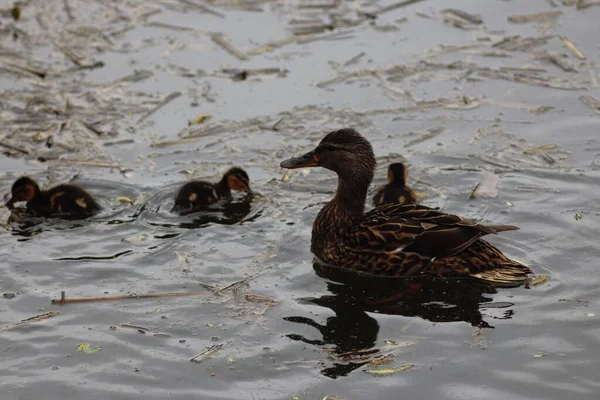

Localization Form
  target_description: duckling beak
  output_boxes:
[5,197,15,210]
[280,150,318,169]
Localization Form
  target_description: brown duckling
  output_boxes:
[372,162,417,207]
[280,128,532,285]
[6,176,101,218]
[171,167,251,215]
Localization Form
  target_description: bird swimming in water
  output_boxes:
[5,176,101,218]
[280,128,532,285]
[171,167,251,215]
[372,162,417,206]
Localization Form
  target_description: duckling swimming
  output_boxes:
[372,162,417,206]
[171,167,251,215]
[5,176,101,218]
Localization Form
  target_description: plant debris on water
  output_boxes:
[364,364,414,376]
[77,343,102,354]
[1,0,599,398]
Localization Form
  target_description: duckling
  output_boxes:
[171,167,251,215]
[372,163,417,206]
[280,128,532,285]
[5,176,101,218]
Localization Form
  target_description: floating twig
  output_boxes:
[145,22,197,32]
[364,364,413,376]
[478,70,584,90]
[217,238,281,294]
[508,11,562,24]
[216,268,268,294]
[51,291,209,305]
[317,69,379,88]
[422,44,479,59]
[62,0,74,20]
[121,323,149,332]
[100,70,153,91]
[492,35,553,51]
[343,52,366,67]
[50,160,122,169]
[54,250,133,261]
[181,0,225,18]
[579,95,600,113]
[0,312,60,332]
[370,0,425,17]
[190,343,228,363]
[523,144,558,155]
[211,33,248,61]
[137,92,181,123]
[560,36,585,59]
[272,115,285,131]
[247,28,355,55]
[297,30,354,44]
[150,137,203,148]
[298,1,340,9]
[0,140,29,154]
[104,139,135,147]
[472,154,519,170]
[220,67,285,81]
[442,9,483,25]
[588,62,599,88]
[536,51,577,72]
[65,60,105,73]
[0,57,47,79]
[404,126,445,147]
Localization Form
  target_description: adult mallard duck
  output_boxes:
[5,176,101,218]
[171,167,251,215]
[280,128,532,285]
[372,162,417,206]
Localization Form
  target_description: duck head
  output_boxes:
[222,167,252,193]
[6,176,40,209]
[280,128,376,183]
[387,163,408,186]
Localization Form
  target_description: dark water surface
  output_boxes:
[1,1,600,399]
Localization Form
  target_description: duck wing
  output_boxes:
[352,203,518,258]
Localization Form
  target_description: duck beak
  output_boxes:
[280,150,318,169]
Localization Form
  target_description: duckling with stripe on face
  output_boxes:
[171,167,251,215]
[373,162,417,207]
[5,176,101,218]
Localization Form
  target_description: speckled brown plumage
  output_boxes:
[280,128,532,285]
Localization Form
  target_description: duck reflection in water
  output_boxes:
[176,193,258,229]
[285,261,514,378]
